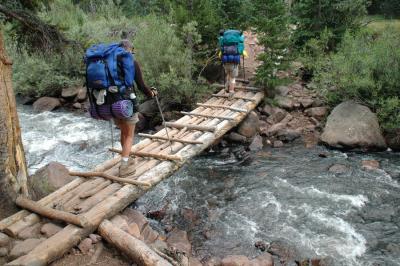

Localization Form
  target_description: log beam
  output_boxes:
[69,171,151,187]
[181,111,235,121]
[138,133,203,145]
[98,219,171,266]
[211,83,262,92]
[211,94,256,102]
[164,122,216,132]
[196,103,247,113]
[13,196,87,228]
[109,149,183,162]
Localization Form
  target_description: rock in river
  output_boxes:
[320,101,387,150]
[33,97,61,112]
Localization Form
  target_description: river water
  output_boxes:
[18,106,400,266]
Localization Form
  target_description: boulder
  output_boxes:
[18,223,42,240]
[305,107,328,119]
[251,252,274,266]
[328,164,348,174]
[76,87,87,102]
[384,129,400,151]
[275,86,290,96]
[273,140,284,148]
[72,102,82,109]
[267,123,286,136]
[78,238,93,254]
[61,86,80,99]
[249,135,263,151]
[141,224,159,244]
[299,98,314,108]
[28,162,75,200]
[320,101,387,150]
[221,255,251,266]
[277,129,301,142]
[139,99,159,118]
[135,112,148,132]
[189,257,203,266]
[33,97,61,112]
[227,132,247,143]
[166,228,191,255]
[274,96,294,110]
[89,234,102,244]
[121,208,148,233]
[40,223,62,238]
[0,247,8,257]
[361,160,380,171]
[261,104,274,116]
[0,233,10,247]
[203,257,222,266]
[237,111,260,138]
[127,223,141,238]
[9,238,45,259]
[266,108,287,124]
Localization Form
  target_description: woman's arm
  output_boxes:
[134,60,153,98]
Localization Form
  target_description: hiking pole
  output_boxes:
[242,55,246,81]
[109,120,115,158]
[153,89,173,153]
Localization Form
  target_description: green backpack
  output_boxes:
[219,30,244,64]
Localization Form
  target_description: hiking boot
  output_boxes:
[228,91,235,100]
[119,157,136,178]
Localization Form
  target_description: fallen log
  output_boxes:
[98,219,171,266]
[211,94,256,102]
[211,83,262,92]
[69,171,151,187]
[13,196,87,228]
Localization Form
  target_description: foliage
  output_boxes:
[368,0,400,18]
[292,0,369,47]
[6,0,209,105]
[312,27,400,129]
[251,0,291,88]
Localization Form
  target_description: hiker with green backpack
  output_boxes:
[218,30,247,97]
[85,40,156,177]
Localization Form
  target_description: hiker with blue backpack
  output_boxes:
[218,30,247,98]
[85,40,156,177]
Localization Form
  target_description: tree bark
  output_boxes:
[0,30,29,218]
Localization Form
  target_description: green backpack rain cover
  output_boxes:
[219,30,245,55]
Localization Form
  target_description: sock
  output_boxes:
[122,157,129,163]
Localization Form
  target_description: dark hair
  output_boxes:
[219,29,225,36]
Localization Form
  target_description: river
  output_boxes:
[18,105,400,266]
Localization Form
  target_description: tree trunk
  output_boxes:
[0,30,29,218]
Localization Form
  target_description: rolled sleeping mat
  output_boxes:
[90,100,133,120]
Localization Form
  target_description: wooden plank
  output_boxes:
[13,196,87,228]
[196,103,247,113]
[212,83,262,92]
[109,148,183,162]
[138,133,203,145]
[181,111,235,121]
[69,171,151,187]
[211,94,256,102]
[164,122,216,132]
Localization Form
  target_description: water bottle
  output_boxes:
[129,92,136,100]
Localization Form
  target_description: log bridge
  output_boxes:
[0,86,264,265]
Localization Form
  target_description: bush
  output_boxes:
[292,0,369,47]
[312,27,400,130]
[6,0,209,105]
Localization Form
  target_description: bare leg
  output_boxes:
[120,123,135,158]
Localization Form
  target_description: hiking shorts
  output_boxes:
[223,63,239,88]
[113,112,139,126]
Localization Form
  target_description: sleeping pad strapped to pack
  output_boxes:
[84,43,137,120]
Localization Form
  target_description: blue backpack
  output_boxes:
[219,30,245,64]
[85,43,135,92]
[84,43,136,120]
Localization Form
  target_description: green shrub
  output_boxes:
[312,27,400,130]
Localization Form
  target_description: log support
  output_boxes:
[196,103,247,113]
[211,94,256,102]
[164,122,216,132]
[181,111,235,121]
[69,171,151,187]
[138,133,203,145]
[109,148,183,162]
[14,196,87,228]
